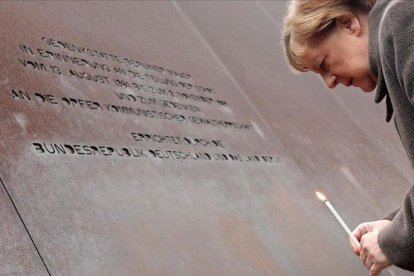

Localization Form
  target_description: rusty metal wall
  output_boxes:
[0,1,412,275]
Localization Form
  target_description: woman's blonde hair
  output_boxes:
[282,0,376,72]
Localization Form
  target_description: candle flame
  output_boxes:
[315,191,328,202]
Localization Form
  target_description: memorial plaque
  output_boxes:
[0,1,413,275]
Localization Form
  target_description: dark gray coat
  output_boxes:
[369,0,414,271]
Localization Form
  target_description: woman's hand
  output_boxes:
[350,220,392,275]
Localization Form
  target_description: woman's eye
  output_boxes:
[320,59,326,70]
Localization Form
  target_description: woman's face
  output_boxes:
[300,14,377,92]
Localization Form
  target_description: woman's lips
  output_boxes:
[345,78,353,87]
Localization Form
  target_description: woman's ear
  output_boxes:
[335,14,362,35]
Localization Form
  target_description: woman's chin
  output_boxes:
[358,79,377,93]
[361,86,376,93]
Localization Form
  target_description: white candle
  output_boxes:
[316,191,360,249]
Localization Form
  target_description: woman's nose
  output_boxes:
[322,73,337,89]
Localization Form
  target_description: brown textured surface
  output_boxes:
[0,178,49,276]
[0,1,412,275]
[219,214,284,275]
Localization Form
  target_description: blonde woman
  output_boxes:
[283,0,414,275]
